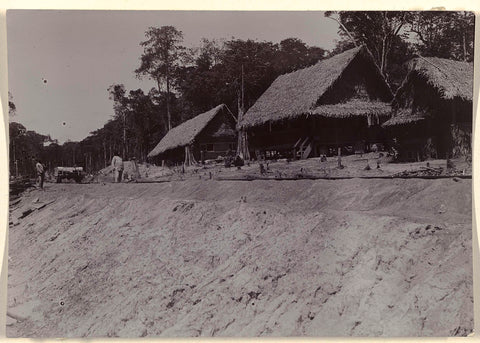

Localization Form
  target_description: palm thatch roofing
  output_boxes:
[239,46,392,128]
[402,57,474,101]
[308,100,391,118]
[383,57,473,127]
[147,104,232,158]
[382,114,425,127]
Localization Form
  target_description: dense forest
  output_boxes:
[8,11,475,177]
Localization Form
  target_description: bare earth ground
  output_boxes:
[93,153,471,183]
[7,172,473,337]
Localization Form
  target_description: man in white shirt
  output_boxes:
[35,158,45,189]
[111,152,124,183]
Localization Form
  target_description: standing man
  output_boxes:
[35,158,45,190]
[111,152,124,183]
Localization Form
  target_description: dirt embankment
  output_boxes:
[7,178,473,337]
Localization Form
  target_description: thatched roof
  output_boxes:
[401,57,473,101]
[148,104,231,158]
[308,100,391,118]
[384,57,473,128]
[382,114,425,127]
[240,46,392,128]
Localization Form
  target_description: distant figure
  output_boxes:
[259,163,266,175]
[35,158,45,189]
[391,138,399,160]
[131,157,140,179]
[111,152,124,183]
[233,155,244,167]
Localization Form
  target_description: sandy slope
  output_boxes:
[7,178,473,337]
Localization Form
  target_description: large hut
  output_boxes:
[382,57,473,161]
[147,104,237,165]
[239,46,393,159]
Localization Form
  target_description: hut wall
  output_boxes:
[156,146,185,165]
[249,116,383,158]
[450,99,472,157]
[391,77,472,160]
[388,122,430,161]
[194,108,237,161]
[451,124,472,157]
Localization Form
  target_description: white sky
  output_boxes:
[7,10,340,143]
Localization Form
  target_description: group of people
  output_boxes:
[32,152,124,191]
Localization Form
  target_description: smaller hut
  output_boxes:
[147,104,237,165]
[383,57,473,161]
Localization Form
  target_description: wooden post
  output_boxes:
[337,147,343,168]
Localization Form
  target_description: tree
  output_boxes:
[175,37,328,122]
[191,38,225,70]
[107,84,171,162]
[276,38,327,73]
[9,122,50,176]
[325,11,409,76]
[8,92,16,117]
[408,11,474,62]
[108,84,127,158]
[325,11,416,90]
[135,26,185,131]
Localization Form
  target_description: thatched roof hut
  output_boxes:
[382,57,473,160]
[148,104,237,162]
[240,46,393,129]
[383,57,474,127]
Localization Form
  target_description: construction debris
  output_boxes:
[393,166,443,177]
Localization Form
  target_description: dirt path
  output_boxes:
[7,179,473,337]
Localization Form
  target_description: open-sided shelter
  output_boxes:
[382,57,473,161]
[239,46,393,159]
[147,104,237,165]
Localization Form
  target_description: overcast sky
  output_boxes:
[7,10,340,143]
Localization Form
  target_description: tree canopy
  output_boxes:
[135,26,186,131]
[325,11,474,89]
[9,13,474,176]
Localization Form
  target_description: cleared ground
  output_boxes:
[93,153,471,183]
[7,177,473,337]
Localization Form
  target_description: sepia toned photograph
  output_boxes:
[6,10,474,337]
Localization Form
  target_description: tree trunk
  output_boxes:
[166,74,172,131]
[380,37,387,76]
[236,108,250,160]
[184,145,197,167]
[103,140,107,168]
[123,112,126,159]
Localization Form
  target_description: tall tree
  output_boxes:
[135,26,185,131]
[107,84,128,158]
[325,11,414,90]
[8,92,16,117]
[276,38,327,73]
[325,11,408,76]
[176,38,327,120]
[408,11,475,62]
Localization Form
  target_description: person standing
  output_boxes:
[111,152,124,183]
[35,158,45,189]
